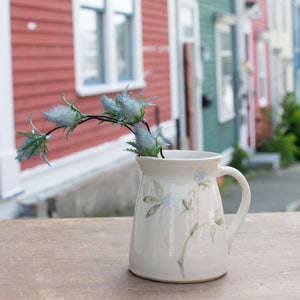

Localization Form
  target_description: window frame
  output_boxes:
[72,0,145,96]
[215,22,235,123]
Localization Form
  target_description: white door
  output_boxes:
[178,0,203,150]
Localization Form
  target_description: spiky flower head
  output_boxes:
[100,95,121,118]
[16,134,50,164]
[43,104,77,128]
[116,93,143,124]
[114,87,155,125]
[126,125,163,157]
[16,114,51,164]
[42,95,85,140]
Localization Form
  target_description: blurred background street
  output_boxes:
[2,0,300,219]
[222,163,300,213]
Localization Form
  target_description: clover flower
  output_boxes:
[127,125,163,157]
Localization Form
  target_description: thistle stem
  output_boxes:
[86,115,135,134]
[142,119,151,132]
[45,125,66,136]
[45,115,136,137]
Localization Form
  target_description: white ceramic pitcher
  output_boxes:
[129,150,251,283]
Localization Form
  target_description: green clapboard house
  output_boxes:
[200,0,238,161]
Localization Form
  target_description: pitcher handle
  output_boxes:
[217,166,251,253]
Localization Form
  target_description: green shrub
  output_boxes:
[230,143,249,173]
[255,107,272,148]
[257,92,300,167]
[259,130,299,168]
[279,92,300,158]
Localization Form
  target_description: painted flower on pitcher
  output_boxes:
[143,180,162,218]
[194,169,206,182]
[193,169,211,191]
[143,180,176,217]
[161,193,176,209]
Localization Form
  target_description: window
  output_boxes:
[215,23,235,123]
[257,41,268,107]
[295,5,300,52]
[181,6,194,38]
[79,5,104,85]
[271,0,277,29]
[282,0,287,33]
[73,0,144,96]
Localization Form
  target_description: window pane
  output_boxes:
[181,6,194,38]
[257,41,267,105]
[80,0,104,10]
[114,13,132,80]
[220,31,232,51]
[113,0,133,14]
[79,8,104,84]
[222,56,232,77]
[221,56,233,99]
[217,25,234,122]
[259,77,266,98]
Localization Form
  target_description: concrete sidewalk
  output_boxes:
[222,163,300,213]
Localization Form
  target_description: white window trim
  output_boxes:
[72,0,145,97]
[257,40,268,107]
[215,22,235,123]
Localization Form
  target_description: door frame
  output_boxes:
[168,0,203,150]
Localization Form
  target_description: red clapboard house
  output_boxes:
[248,0,272,147]
[1,0,174,217]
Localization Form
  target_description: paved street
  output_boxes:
[222,163,300,213]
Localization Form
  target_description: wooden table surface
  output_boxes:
[0,212,299,299]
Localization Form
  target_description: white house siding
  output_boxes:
[268,0,294,126]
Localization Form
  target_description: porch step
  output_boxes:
[249,152,280,170]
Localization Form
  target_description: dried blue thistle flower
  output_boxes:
[127,125,163,157]
[100,95,121,118]
[116,93,143,124]
[114,87,155,125]
[16,135,50,164]
[16,114,51,165]
[17,87,165,164]
[43,105,78,128]
[42,95,85,140]
[16,136,38,163]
